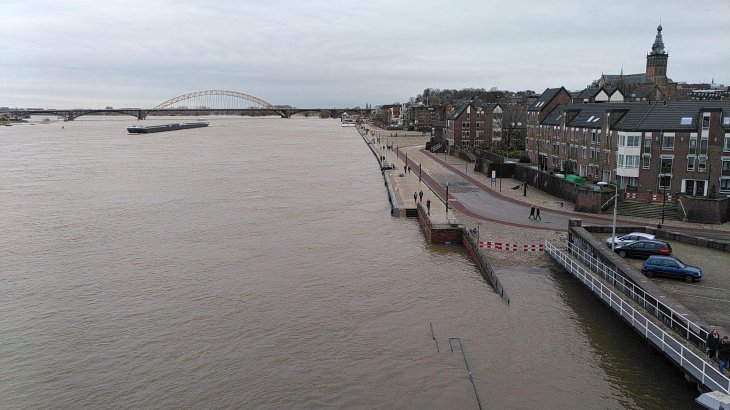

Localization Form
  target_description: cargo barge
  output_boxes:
[127,120,209,134]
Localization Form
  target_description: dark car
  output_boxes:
[641,255,702,283]
[613,239,672,259]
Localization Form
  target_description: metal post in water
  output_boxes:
[448,338,483,410]
[430,322,439,353]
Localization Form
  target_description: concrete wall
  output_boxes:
[679,195,730,224]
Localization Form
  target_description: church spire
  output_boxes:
[651,21,665,55]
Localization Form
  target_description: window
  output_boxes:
[662,133,674,150]
[660,157,673,174]
[618,134,626,146]
[590,148,596,159]
[644,137,651,154]
[462,131,470,138]
[627,135,641,147]
[680,117,692,125]
[724,117,730,126]
[721,178,730,193]
[466,112,470,120]
[687,156,695,171]
[642,156,651,169]
[698,157,706,172]
[461,140,470,147]
[702,114,710,130]
[689,138,697,155]
[659,175,672,189]
[462,121,470,128]
[617,154,624,167]
[626,155,640,168]
[475,121,484,128]
[700,138,708,155]
[724,134,730,152]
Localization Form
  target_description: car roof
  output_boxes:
[622,232,653,236]
[646,255,676,260]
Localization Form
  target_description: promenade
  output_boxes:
[360,124,730,337]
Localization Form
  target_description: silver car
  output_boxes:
[605,232,655,248]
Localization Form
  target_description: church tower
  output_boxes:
[646,23,668,87]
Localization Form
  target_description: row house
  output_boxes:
[526,96,730,197]
[445,102,502,148]
[410,105,446,131]
[570,87,625,104]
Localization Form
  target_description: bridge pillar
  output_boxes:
[66,112,75,121]
[138,110,145,120]
[280,109,292,119]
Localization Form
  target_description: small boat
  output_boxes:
[341,117,356,127]
[127,120,209,134]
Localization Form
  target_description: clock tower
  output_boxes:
[646,24,668,87]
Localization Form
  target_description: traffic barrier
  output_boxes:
[479,242,544,252]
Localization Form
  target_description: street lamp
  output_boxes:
[445,183,450,215]
[598,180,619,251]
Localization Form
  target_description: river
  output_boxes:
[0,116,700,408]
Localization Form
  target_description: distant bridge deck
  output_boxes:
[1,107,374,120]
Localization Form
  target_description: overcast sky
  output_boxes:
[2,0,728,109]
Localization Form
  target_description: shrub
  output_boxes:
[518,155,531,163]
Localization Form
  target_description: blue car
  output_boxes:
[641,255,703,283]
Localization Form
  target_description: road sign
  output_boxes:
[491,170,496,182]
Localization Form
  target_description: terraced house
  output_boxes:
[445,102,502,148]
[526,94,730,198]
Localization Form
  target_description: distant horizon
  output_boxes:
[2,0,728,108]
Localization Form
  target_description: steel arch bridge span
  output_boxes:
[144,90,276,119]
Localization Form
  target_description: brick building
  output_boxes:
[410,105,446,131]
[526,98,730,197]
[445,102,502,148]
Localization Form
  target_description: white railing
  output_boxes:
[545,240,730,395]
[565,241,709,349]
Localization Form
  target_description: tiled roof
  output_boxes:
[449,103,471,120]
[528,87,563,111]
[577,88,601,99]
[627,87,655,98]
[603,73,653,85]
[536,101,730,132]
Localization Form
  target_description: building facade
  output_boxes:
[445,102,502,148]
[526,98,730,197]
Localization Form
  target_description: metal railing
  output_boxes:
[545,240,730,395]
[565,241,709,349]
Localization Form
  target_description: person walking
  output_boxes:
[419,190,423,202]
[426,199,431,215]
[707,328,721,359]
[718,336,730,374]
[536,206,541,220]
[414,192,418,203]
[529,205,535,220]
[408,165,411,173]
[404,165,407,174]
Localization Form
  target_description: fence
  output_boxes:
[545,240,730,395]
[565,240,709,350]
[624,192,676,202]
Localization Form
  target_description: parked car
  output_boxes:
[641,255,703,283]
[613,239,671,258]
[605,232,656,248]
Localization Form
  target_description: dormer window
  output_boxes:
[680,117,692,125]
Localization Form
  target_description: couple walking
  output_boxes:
[529,205,541,220]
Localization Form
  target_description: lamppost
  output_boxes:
[445,183,450,215]
[599,179,620,251]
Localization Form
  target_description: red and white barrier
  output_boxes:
[624,192,675,202]
[479,242,544,252]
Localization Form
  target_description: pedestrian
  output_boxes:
[426,199,431,215]
[408,165,411,173]
[419,190,423,202]
[404,165,407,174]
[707,328,721,359]
[536,206,541,220]
[414,192,418,203]
[718,336,730,375]
[529,205,535,220]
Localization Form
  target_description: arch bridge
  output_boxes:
[1,90,373,120]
